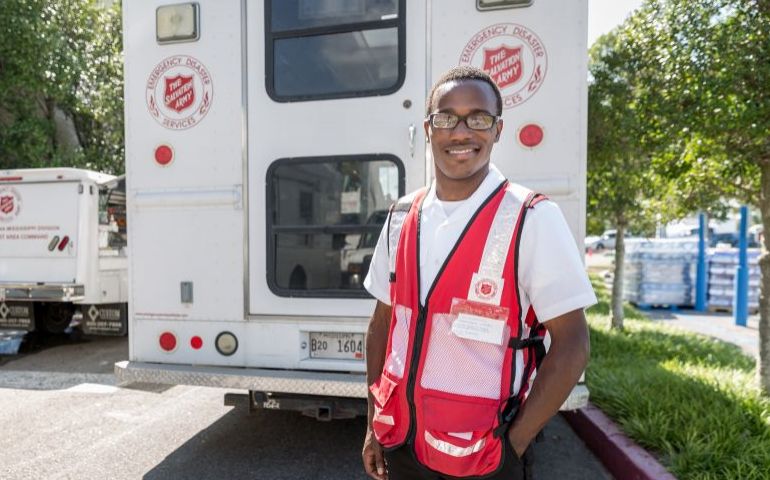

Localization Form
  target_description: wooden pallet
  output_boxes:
[632,303,688,311]
[708,305,759,315]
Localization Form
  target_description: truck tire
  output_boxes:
[39,303,75,334]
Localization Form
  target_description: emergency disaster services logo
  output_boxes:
[146,55,213,130]
[459,24,548,109]
[0,187,21,222]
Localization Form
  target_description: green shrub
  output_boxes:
[585,277,770,480]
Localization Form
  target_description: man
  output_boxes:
[362,66,596,480]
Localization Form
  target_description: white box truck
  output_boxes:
[0,168,128,336]
[116,0,589,418]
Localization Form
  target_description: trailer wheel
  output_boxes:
[39,303,75,334]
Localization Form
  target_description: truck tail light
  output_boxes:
[190,335,203,350]
[159,331,177,352]
[57,236,70,251]
[215,332,238,356]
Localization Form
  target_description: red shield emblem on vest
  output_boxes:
[475,279,498,299]
[482,45,523,89]
[0,195,14,214]
[164,75,195,113]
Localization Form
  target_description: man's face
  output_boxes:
[424,80,503,182]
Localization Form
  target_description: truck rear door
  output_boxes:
[248,0,426,318]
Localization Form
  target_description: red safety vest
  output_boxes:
[370,180,547,478]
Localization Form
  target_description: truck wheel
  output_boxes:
[40,303,75,334]
[594,243,605,252]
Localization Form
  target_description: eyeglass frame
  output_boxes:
[426,111,501,131]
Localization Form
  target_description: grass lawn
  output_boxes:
[584,277,770,480]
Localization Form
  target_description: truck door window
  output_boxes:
[266,0,405,101]
[267,155,404,297]
[98,178,127,254]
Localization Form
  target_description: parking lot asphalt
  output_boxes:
[0,334,613,480]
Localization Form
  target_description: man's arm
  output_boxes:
[363,300,392,480]
[507,308,590,457]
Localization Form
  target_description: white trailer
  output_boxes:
[117,0,589,417]
[0,168,128,335]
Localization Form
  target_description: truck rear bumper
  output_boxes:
[0,283,85,302]
[114,361,368,398]
[114,361,589,410]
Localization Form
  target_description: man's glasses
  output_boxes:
[428,112,499,131]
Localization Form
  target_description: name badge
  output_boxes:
[451,313,507,346]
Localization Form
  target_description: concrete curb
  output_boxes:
[561,403,676,480]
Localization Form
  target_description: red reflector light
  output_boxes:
[57,236,70,251]
[518,124,544,148]
[0,176,22,182]
[159,332,177,352]
[154,145,174,166]
[190,336,203,350]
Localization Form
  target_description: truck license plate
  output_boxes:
[309,332,365,360]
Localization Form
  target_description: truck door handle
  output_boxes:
[409,124,416,158]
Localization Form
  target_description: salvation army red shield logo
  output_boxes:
[475,278,498,299]
[0,187,21,221]
[0,196,13,214]
[460,24,548,109]
[146,55,213,130]
[164,75,195,113]
[482,45,523,89]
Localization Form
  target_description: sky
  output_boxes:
[587,0,644,46]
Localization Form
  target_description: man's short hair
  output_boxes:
[425,66,503,116]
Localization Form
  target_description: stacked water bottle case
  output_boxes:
[623,239,698,307]
[707,248,760,313]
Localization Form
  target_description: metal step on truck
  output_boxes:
[0,168,128,338]
[116,0,589,419]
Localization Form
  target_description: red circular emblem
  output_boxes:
[518,124,544,148]
[475,279,497,299]
[459,24,548,109]
[146,55,213,130]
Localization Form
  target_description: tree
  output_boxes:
[587,30,659,330]
[0,0,123,173]
[613,0,770,393]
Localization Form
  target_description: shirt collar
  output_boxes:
[423,163,507,216]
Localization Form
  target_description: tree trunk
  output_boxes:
[611,222,626,330]
[758,162,770,395]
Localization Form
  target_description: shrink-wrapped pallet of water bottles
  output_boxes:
[623,238,698,308]
[707,248,760,313]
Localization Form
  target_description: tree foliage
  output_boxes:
[589,0,770,392]
[0,0,123,173]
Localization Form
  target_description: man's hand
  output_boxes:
[363,301,392,479]
[362,427,387,480]
[507,308,590,456]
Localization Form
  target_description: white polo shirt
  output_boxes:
[363,164,596,322]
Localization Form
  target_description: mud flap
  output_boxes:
[80,303,128,336]
[0,301,35,331]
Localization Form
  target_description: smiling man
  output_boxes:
[362,66,596,480]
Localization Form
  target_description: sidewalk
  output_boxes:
[645,308,760,358]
